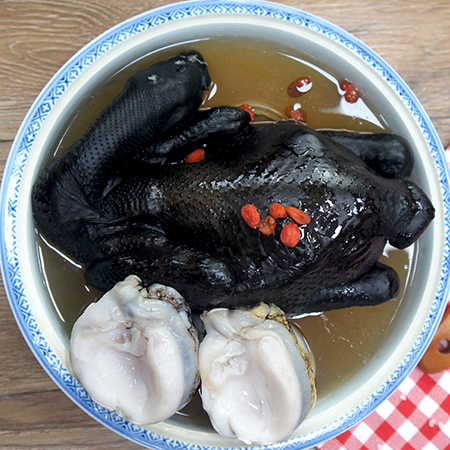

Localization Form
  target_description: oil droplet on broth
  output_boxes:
[34,36,415,405]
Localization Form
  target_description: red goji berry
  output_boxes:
[240,104,255,122]
[258,216,277,235]
[184,148,205,164]
[241,204,261,229]
[280,222,301,247]
[269,203,288,219]
[287,77,312,98]
[286,206,310,225]
[340,81,359,103]
[286,106,307,123]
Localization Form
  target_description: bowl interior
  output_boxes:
[5,4,448,449]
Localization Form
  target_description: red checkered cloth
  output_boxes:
[317,367,450,449]
[318,146,450,449]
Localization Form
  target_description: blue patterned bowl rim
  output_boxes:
[1,1,449,448]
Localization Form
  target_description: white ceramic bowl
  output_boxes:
[1,1,449,448]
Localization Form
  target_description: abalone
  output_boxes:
[70,275,199,424]
[199,303,316,444]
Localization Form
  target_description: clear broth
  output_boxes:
[35,37,415,406]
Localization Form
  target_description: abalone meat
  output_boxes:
[199,303,316,444]
[70,275,199,424]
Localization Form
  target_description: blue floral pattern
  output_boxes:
[1,1,449,448]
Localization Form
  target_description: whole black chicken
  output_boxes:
[32,51,435,316]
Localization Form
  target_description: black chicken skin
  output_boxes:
[32,51,435,316]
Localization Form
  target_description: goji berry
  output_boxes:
[287,77,312,98]
[286,206,310,225]
[286,106,307,123]
[240,104,255,122]
[258,216,277,235]
[269,203,288,219]
[280,222,301,247]
[184,148,205,164]
[241,204,261,229]
[340,81,359,103]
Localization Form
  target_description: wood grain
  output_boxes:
[0,0,449,448]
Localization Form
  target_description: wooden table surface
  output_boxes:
[1,0,449,448]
